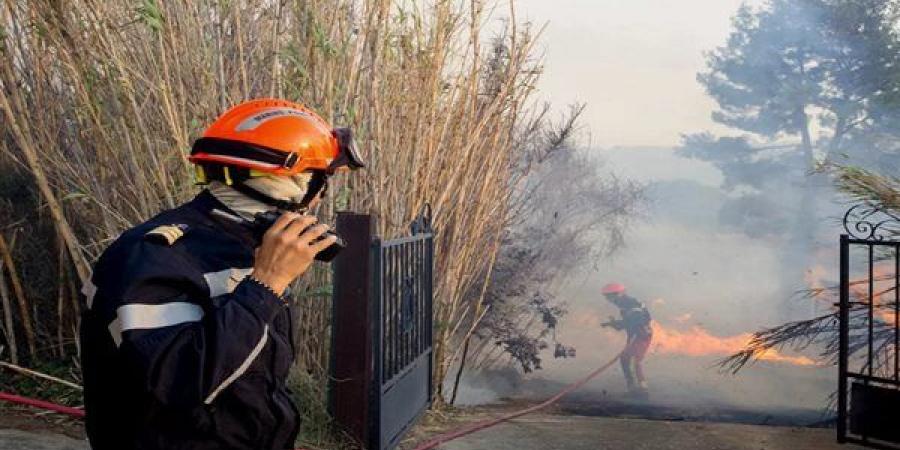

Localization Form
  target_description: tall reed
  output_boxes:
[0,0,544,400]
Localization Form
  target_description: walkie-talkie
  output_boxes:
[212,209,346,262]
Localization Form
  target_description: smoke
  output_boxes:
[457,0,900,422]
[455,146,838,420]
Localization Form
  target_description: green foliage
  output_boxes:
[311,22,338,58]
[698,0,900,153]
[136,0,164,33]
[333,185,351,211]
[282,42,311,93]
[30,21,49,39]
[0,360,82,408]
[296,285,333,299]
[699,0,827,139]
[683,0,900,238]
[288,368,356,450]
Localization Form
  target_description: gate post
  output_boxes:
[330,213,376,446]
[838,233,849,443]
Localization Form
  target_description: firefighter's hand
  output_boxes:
[251,212,338,295]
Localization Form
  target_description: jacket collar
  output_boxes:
[187,190,260,247]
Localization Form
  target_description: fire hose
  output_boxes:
[0,350,623,449]
[0,391,85,418]
[410,350,623,450]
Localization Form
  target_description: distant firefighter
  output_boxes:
[601,283,652,396]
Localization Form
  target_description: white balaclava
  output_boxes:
[208,174,312,220]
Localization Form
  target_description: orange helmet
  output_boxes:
[189,99,364,181]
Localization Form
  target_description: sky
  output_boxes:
[515,0,760,148]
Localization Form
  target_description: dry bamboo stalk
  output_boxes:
[0,233,35,359]
[0,260,17,366]
[233,0,249,98]
[446,304,492,373]
[0,82,90,284]
[445,224,503,368]
[2,0,548,394]
[0,361,83,391]
[56,236,67,358]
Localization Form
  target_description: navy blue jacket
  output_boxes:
[610,295,652,340]
[80,191,300,449]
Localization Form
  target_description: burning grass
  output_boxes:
[567,309,816,367]
[650,322,817,367]
[720,257,900,376]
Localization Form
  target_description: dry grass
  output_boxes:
[832,164,900,214]
[0,0,556,417]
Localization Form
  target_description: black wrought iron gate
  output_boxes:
[331,210,434,450]
[838,206,900,449]
[371,212,434,450]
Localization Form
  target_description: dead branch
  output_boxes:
[0,360,83,391]
[0,259,17,365]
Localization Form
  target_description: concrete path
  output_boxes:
[0,416,865,450]
[0,429,87,450]
[437,414,863,450]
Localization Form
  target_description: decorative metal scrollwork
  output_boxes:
[843,204,900,241]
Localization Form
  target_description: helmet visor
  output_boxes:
[329,127,366,171]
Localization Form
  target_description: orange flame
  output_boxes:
[803,261,900,324]
[649,322,816,366]
[847,263,900,324]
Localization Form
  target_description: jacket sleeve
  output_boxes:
[602,318,625,330]
[92,239,283,408]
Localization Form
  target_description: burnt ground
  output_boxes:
[484,370,836,428]
[557,396,833,427]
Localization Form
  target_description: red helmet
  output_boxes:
[602,283,626,295]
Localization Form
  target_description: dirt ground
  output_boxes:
[0,407,86,449]
[397,401,862,450]
[0,429,87,450]
[0,407,83,439]
[0,403,866,450]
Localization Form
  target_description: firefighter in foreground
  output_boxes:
[79,99,364,449]
[601,283,653,396]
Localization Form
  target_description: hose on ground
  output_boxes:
[0,391,85,418]
[412,350,624,450]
